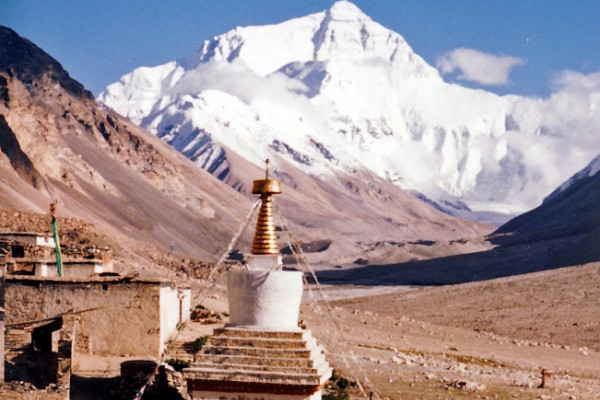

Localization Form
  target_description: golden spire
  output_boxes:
[251,159,282,255]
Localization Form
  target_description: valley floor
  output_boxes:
[299,262,600,399]
[70,260,599,399]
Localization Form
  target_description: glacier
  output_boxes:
[98,1,600,222]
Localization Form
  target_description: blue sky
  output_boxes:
[1,0,599,97]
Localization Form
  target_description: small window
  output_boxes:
[11,245,25,258]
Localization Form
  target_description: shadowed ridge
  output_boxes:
[492,169,600,246]
[316,163,600,288]
[0,114,45,189]
[0,25,92,100]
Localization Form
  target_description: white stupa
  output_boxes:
[184,161,332,400]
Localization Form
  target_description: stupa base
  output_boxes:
[184,327,331,400]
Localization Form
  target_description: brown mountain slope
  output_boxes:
[200,140,493,266]
[0,26,250,266]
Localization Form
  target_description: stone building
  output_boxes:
[0,232,113,277]
[1,231,192,396]
[4,275,190,359]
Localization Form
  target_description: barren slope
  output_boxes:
[0,26,250,265]
[492,167,600,267]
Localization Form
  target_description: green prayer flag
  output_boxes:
[51,217,63,277]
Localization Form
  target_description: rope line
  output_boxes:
[132,199,261,399]
[274,204,380,400]
[133,197,381,399]
[197,199,261,304]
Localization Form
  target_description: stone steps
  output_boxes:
[213,327,306,340]
[201,344,316,358]
[191,360,328,375]
[184,328,332,387]
[184,368,325,386]
[167,352,194,364]
[209,335,315,349]
[193,353,322,368]
[167,341,197,353]
[165,341,196,364]
[169,341,196,349]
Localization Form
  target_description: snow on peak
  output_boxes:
[99,1,600,223]
[309,1,432,75]
[327,1,371,22]
[181,1,428,79]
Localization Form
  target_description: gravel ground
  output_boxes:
[300,262,600,399]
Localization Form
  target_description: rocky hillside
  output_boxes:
[0,25,250,267]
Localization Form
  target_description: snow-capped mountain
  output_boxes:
[99,1,600,222]
[0,23,491,271]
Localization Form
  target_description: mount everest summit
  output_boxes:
[99,1,600,223]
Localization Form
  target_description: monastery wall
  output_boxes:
[4,276,164,357]
[159,284,191,349]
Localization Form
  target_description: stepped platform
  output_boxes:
[165,340,197,365]
[183,328,331,399]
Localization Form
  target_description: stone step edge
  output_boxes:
[208,336,317,349]
[213,328,310,339]
[195,351,328,364]
[165,354,194,362]
[189,361,328,375]
[182,369,330,386]
[201,345,325,358]
[167,343,197,349]
[194,353,326,368]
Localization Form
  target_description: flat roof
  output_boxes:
[5,274,169,285]
[3,257,103,264]
[0,232,51,237]
[4,274,192,289]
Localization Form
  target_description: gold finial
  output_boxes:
[251,159,282,255]
[252,159,281,196]
[265,158,270,179]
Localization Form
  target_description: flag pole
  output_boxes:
[50,203,63,277]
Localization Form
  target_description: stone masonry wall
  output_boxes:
[4,276,163,357]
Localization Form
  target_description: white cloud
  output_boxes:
[170,60,308,104]
[499,70,600,208]
[437,48,525,86]
[541,70,600,152]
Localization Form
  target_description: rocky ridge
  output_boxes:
[0,25,250,268]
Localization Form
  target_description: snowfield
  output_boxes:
[99,0,600,222]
